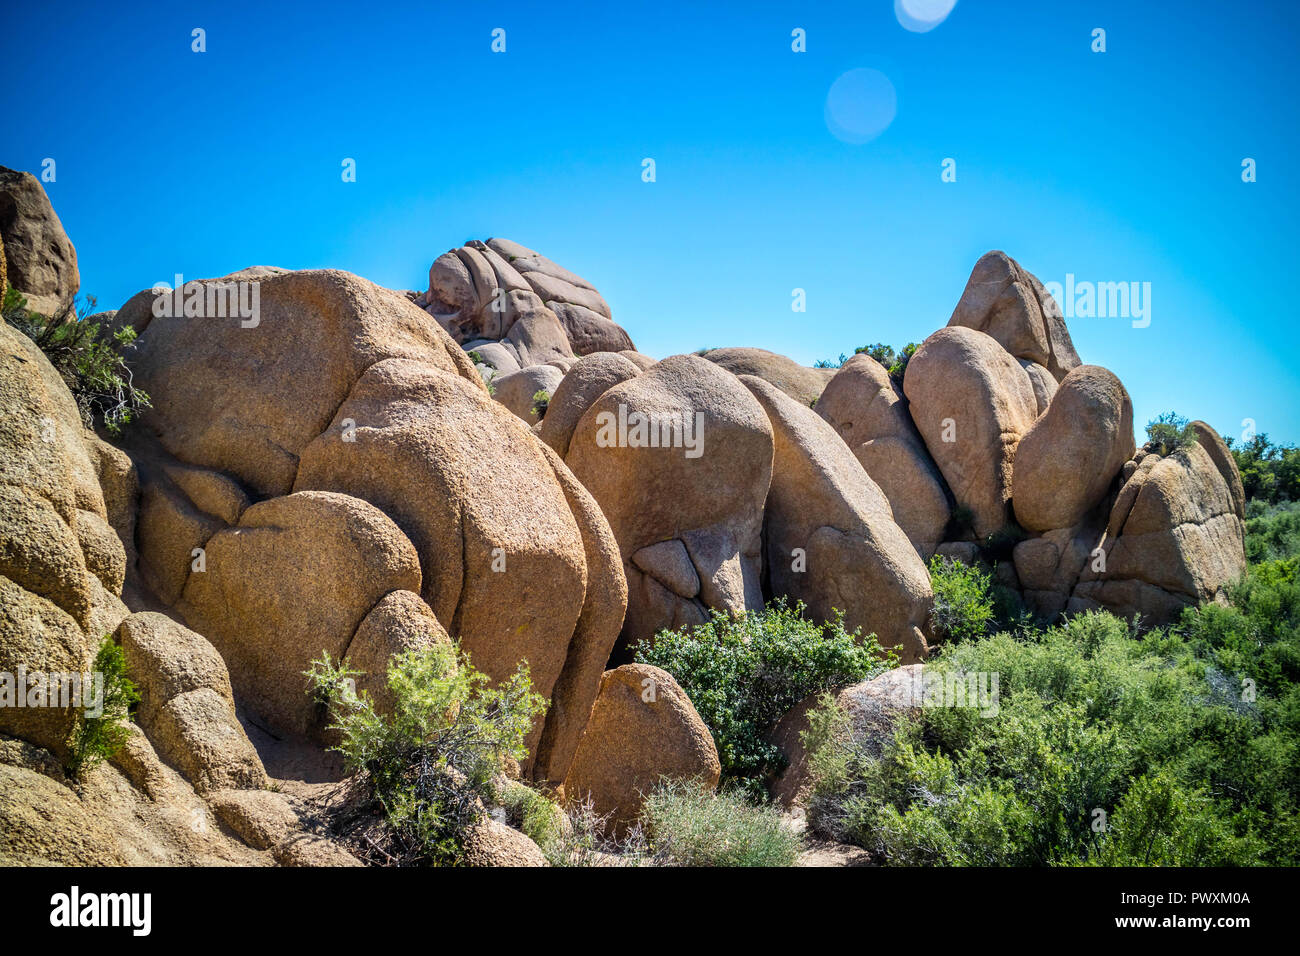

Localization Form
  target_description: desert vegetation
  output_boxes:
[799,493,1300,866]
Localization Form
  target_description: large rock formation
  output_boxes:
[177,491,424,737]
[419,238,634,365]
[1012,365,1135,533]
[0,320,127,758]
[564,355,774,649]
[127,268,627,782]
[904,326,1040,540]
[0,166,79,317]
[740,376,933,662]
[947,250,1080,383]
[816,353,951,558]
[1069,423,1246,623]
[0,318,315,867]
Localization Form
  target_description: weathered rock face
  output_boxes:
[816,353,951,558]
[532,444,629,786]
[1013,520,1105,620]
[127,268,626,782]
[904,326,1040,540]
[0,319,296,867]
[116,613,267,793]
[419,238,634,363]
[0,321,129,758]
[740,376,933,663]
[491,363,564,426]
[1069,423,1247,624]
[0,166,79,317]
[131,269,478,499]
[536,351,642,459]
[178,491,424,737]
[564,355,774,648]
[948,251,1080,382]
[701,347,835,407]
[769,664,925,808]
[292,360,591,764]
[345,590,452,719]
[563,664,720,834]
[1013,365,1135,533]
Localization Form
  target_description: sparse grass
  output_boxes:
[639,778,801,866]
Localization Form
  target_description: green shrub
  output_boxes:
[852,342,917,380]
[3,289,151,435]
[639,778,801,866]
[530,389,550,419]
[928,555,995,642]
[1226,432,1300,504]
[1243,500,1300,564]
[804,607,1294,865]
[1144,411,1198,457]
[635,599,890,797]
[67,638,140,778]
[497,779,566,854]
[305,643,547,865]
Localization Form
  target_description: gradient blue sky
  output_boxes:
[6,0,1298,442]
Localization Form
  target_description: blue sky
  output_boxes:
[6,0,1298,443]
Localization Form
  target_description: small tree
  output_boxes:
[305,644,546,865]
[67,638,140,778]
[3,288,151,435]
[1145,412,1198,457]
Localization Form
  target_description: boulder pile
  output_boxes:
[0,167,1248,864]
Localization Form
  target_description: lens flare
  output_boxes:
[824,68,898,145]
[895,0,958,33]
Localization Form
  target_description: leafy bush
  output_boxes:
[805,605,1293,865]
[928,555,995,642]
[1144,411,1198,457]
[530,389,550,419]
[1225,432,1300,504]
[852,342,917,380]
[639,778,801,866]
[305,643,547,865]
[3,288,151,435]
[635,599,890,797]
[67,637,140,778]
[1243,500,1300,565]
